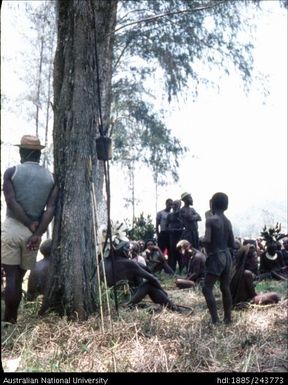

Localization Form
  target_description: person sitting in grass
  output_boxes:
[143,239,175,276]
[26,239,52,301]
[130,241,147,267]
[259,243,286,279]
[103,238,187,313]
[230,244,258,304]
[231,244,281,306]
[175,240,206,289]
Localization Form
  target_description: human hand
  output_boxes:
[29,221,39,233]
[27,234,42,251]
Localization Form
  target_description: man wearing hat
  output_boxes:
[179,192,201,250]
[1,135,58,323]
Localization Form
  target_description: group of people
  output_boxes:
[156,194,201,273]
[1,134,287,326]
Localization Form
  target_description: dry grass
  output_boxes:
[1,281,287,373]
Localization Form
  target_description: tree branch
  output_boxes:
[114,1,227,34]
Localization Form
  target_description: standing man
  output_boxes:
[166,200,184,272]
[179,192,201,250]
[1,135,58,323]
[156,198,173,256]
[202,192,235,325]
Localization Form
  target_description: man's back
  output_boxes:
[205,213,234,255]
[7,162,54,221]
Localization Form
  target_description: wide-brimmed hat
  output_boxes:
[181,192,191,200]
[15,135,45,150]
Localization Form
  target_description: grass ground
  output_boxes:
[1,277,287,373]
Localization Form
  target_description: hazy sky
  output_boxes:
[1,1,287,236]
[110,1,287,235]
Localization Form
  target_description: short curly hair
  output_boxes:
[211,192,228,211]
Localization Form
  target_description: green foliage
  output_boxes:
[111,0,267,182]
[112,88,186,181]
[115,0,258,98]
[127,213,156,242]
[256,279,287,296]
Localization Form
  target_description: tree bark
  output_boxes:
[41,0,117,320]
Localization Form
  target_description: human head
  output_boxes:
[137,239,145,252]
[112,233,131,258]
[172,200,181,211]
[40,239,52,258]
[176,239,192,255]
[15,135,45,163]
[115,240,131,258]
[243,239,256,248]
[234,238,242,250]
[266,243,277,257]
[181,192,193,205]
[130,241,140,257]
[19,148,41,163]
[145,239,156,250]
[247,244,257,258]
[165,199,173,210]
[211,192,228,211]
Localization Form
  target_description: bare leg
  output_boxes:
[130,282,177,310]
[220,277,233,324]
[129,282,150,305]
[202,274,220,324]
[2,265,26,323]
[175,278,195,289]
[162,262,175,276]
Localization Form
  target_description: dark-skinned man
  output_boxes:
[103,238,186,313]
[202,192,235,325]
[179,192,201,250]
[156,198,173,255]
[1,135,58,324]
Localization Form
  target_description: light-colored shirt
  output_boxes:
[8,161,54,221]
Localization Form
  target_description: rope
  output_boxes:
[93,7,104,137]
[92,6,118,315]
[103,160,119,314]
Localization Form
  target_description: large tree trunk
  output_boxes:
[41,0,117,320]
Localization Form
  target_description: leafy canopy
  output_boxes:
[111,0,269,181]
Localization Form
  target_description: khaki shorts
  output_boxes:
[1,217,38,270]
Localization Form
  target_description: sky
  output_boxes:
[1,1,287,237]
[110,1,287,236]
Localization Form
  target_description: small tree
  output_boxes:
[128,213,156,242]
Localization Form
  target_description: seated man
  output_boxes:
[130,241,147,267]
[231,244,281,306]
[259,242,287,280]
[230,244,258,304]
[26,239,52,301]
[103,239,185,312]
[143,239,174,276]
[175,240,206,289]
